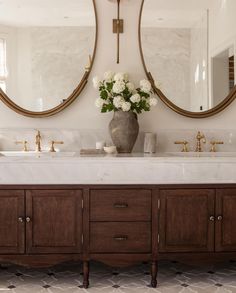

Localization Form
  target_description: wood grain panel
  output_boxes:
[26,190,82,254]
[90,222,151,253]
[159,189,215,252]
[0,190,25,254]
[90,189,151,221]
[216,189,236,251]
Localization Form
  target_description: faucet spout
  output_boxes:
[195,131,206,152]
[35,130,42,152]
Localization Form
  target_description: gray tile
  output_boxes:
[0,262,235,293]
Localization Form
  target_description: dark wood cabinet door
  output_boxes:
[26,190,82,254]
[159,189,215,252]
[216,189,236,252]
[0,190,25,254]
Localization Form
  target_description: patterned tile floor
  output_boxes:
[0,260,236,293]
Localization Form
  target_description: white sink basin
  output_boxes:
[165,152,236,157]
[0,151,76,157]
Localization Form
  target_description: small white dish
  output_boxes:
[104,146,117,154]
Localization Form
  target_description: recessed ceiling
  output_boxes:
[0,0,95,27]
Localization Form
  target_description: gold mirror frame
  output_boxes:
[0,0,98,118]
[138,0,236,118]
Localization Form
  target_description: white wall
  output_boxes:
[0,0,236,131]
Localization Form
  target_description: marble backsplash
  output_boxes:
[0,128,235,153]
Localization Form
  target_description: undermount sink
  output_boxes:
[165,152,236,157]
[0,151,76,157]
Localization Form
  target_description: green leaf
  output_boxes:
[100,90,108,100]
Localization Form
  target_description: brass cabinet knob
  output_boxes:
[209,216,215,221]
[26,217,31,223]
[217,215,223,221]
[18,217,24,223]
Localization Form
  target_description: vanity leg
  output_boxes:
[83,261,90,289]
[151,261,158,288]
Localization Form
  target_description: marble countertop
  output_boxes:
[0,152,236,185]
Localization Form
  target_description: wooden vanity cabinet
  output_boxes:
[0,189,83,255]
[88,188,157,287]
[158,187,236,254]
[0,185,236,289]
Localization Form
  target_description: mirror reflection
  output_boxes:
[140,0,236,113]
[0,0,96,112]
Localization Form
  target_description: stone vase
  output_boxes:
[109,110,139,153]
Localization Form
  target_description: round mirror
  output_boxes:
[139,0,236,118]
[0,0,97,117]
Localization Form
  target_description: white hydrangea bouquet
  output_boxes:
[93,71,157,114]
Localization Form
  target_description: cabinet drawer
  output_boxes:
[90,189,151,221]
[90,222,151,253]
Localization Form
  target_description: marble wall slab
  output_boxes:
[0,128,235,153]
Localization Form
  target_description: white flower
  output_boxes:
[113,96,124,109]
[127,82,135,92]
[130,93,141,103]
[121,101,131,112]
[123,73,129,82]
[92,76,101,89]
[95,98,104,108]
[114,72,125,82]
[113,81,125,94]
[148,97,158,107]
[104,71,114,82]
[140,79,152,93]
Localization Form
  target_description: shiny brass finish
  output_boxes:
[50,141,64,152]
[26,217,31,223]
[217,215,223,221]
[110,0,123,63]
[16,140,28,152]
[18,217,24,223]
[35,130,42,152]
[209,216,215,221]
[210,141,224,152]
[113,203,128,208]
[113,235,128,241]
[174,141,189,152]
[0,0,98,118]
[113,19,124,33]
[195,131,206,152]
[138,0,236,118]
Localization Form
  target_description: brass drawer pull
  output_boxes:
[26,217,31,223]
[113,235,128,241]
[113,203,128,208]
[209,216,215,221]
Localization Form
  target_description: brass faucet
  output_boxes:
[35,130,42,152]
[16,140,28,152]
[174,141,189,152]
[210,141,224,152]
[195,131,206,152]
[50,141,64,152]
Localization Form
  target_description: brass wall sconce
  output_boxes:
[109,0,124,63]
